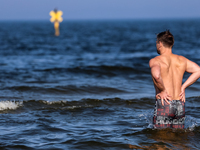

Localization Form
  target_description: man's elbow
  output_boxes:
[193,68,200,79]
[152,72,161,82]
[197,69,200,78]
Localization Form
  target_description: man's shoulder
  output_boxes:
[149,56,162,62]
[173,54,187,62]
[173,54,185,58]
[149,56,161,67]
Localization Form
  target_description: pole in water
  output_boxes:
[49,8,63,36]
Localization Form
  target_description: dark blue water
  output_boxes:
[0,19,200,149]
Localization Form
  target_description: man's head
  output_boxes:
[156,30,174,54]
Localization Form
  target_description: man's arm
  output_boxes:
[180,59,200,102]
[149,59,165,91]
[149,59,171,105]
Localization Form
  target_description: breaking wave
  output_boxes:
[0,101,23,111]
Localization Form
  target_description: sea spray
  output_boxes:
[0,101,23,111]
[184,115,198,131]
[139,109,154,128]
[140,110,198,130]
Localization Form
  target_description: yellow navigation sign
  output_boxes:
[49,9,63,36]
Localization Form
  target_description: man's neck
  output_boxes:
[160,48,172,56]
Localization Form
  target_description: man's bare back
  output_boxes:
[149,30,200,129]
[150,54,186,100]
[150,52,200,103]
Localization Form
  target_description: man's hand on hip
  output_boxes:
[179,87,186,103]
[156,90,172,106]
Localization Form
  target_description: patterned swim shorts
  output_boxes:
[153,99,185,129]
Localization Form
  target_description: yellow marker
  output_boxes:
[49,9,63,36]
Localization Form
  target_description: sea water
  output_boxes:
[0,19,200,149]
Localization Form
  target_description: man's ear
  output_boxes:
[158,41,164,48]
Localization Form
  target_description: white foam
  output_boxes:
[184,115,197,131]
[0,101,23,111]
[139,110,154,128]
[140,110,198,130]
[42,100,68,105]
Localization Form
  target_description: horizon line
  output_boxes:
[0,17,200,22]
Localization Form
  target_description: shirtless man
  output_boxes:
[149,30,200,129]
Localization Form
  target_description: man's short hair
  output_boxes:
[157,30,174,48]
